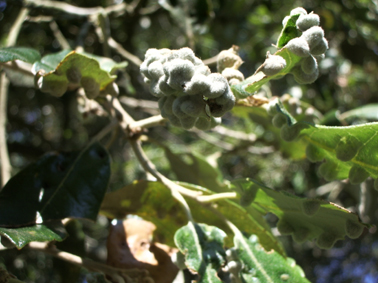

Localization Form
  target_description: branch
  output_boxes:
[129,138,199,222]
[24,0,125,17]
[28,242,148,283]
[108,37,142,67]
[129,115,166,129]
[0,7,29,188]
[196,192,238,203]
[49,21,71,50]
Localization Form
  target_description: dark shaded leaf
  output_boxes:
[0,143,110,227]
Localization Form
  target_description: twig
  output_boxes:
[28,242,147,283]
[213,126,256,142]
[24,0,118,17]
[197,192,238,203]
[108,37,142,67]
[129,115,166,129]
[49,21,71,50]
[119,96,158,110]
[0,61,34,77]
[0,73,11,188]
[202,55,218,66]
[0,7,29,188]
[129,139,197,222]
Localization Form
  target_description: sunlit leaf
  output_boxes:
[0,221,66,249]
[276,14,301,48]
[338,104,378,122]
[232,232,309,283]
[231,47,303,98]
[174,222,225,282]
[273,101,378,182]
[100,180,286,255]
[32,51,126,98]
[0,47,41,63]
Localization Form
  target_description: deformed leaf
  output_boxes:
[231,178,369,249]
[276,14,301,48]
[232,232,309,283]
[32,49,71,74]
[32,51,126,98]
[0,143,110,227]
[174,222,225,281]
[232,45,304,99]
[274,101,378,182]
[100,180,286,255]
[0,221,66,249]
[0,47,41,63]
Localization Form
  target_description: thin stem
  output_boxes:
[0,72,11,188]
[0,61,34,77]
[0,7,29,188]
[28,242,147,283]
[24,0,127,17]
[108,37,142,67]
[129,115,166,129]
[197,192,238,203]
[129,139,199,222]
[49,21,71,50]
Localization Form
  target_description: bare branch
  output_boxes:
[1,7,29,188]
[49,21,71,50]
[108,37,142,67]
[28,242,148,283]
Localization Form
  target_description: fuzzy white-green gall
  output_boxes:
[285,8,329,84]
[140,47,235,130]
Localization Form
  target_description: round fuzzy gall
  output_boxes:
[302,26,325,48]
[290,7,307,16]
[345,219,364,239]
[291,66,319,84]
[261,55,287,76]
[310,37,329,55]
[301,55,318,75]
[221,68,245,82]
[296,14,320,32]
[66,67,82,84]
[286,38,311,57]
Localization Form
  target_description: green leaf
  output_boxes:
[0,47,41,63]
[32,49,72,73]
[0,221,66,249]
[274,101,378,182]
[276,14,301,48]
[32,51,126,98]
[232,232,309,283]
[0,143,110,227]
[231,178,369,249]
[231,47,303,98]
[338,104,378,122]
[164,147,226,193]
[174,222,225,282]
[100,180,286,255]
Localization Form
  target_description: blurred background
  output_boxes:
[1,0,378,282]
